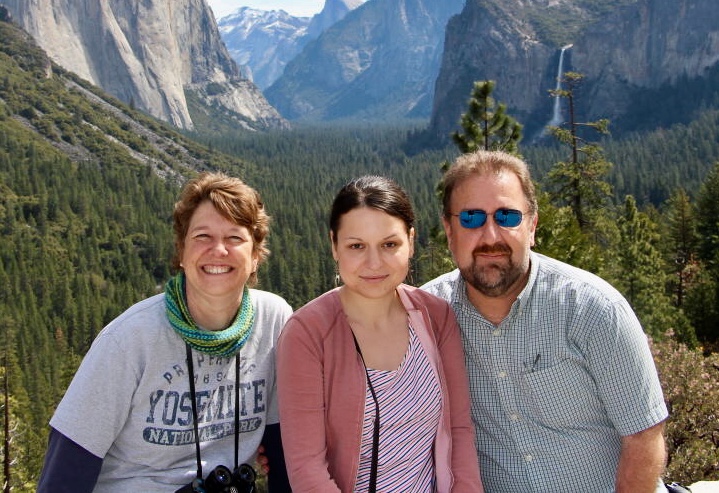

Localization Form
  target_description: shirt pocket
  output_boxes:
[521,358,605,428]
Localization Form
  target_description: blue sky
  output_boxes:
[207,0,325,18]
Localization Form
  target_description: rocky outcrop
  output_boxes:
[265,0,464,121]
[572,0,719,125]
[429,0,719,143]
[429,0,556,143]
[306,0,365,39]
[3,0,287,131]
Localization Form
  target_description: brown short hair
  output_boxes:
[171,172,270,286]
[441,150,538,219]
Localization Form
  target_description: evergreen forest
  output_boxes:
[0,16,718,491]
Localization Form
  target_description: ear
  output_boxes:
[528,212,538,248]
[408,227,416,257]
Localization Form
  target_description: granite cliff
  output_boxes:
[265,0,464,121]
[429,0,719,143]
[3,0,287,131]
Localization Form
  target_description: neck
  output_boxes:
[467,289,511,325]
[465,269,530,326]
[339,286,409,371]
[186,289,243,331]
[338,287,403,329]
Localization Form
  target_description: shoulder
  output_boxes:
[249,289,293,316]
[399,285,458,340]
[79,293,181,371]
[293,289,341,319]
[109,293,166,323]
[281,289,344,339]
[400,284,452,312]
[419,269,461,303]
[533,252,626,304]
[97,293,167,341]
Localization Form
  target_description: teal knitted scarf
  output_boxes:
[165,273,254,356]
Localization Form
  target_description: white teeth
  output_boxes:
[203,265,231,274]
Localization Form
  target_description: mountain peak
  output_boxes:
[3,0,286,131]
[218,0,365,90]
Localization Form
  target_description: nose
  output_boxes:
[366,246,382,269]
[211,239,229,256]
[479,217,503,242]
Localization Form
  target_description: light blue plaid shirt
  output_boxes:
[422,252,668,493]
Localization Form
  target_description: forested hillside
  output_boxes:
[1,15,718,490]
[0,18,249,488]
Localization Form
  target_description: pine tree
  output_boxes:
[695,161,719,269]
[685,161,719,345]
[532,189,605,273]
[613,196,695,342]
[663,188,699,308]
[547,72,613,233]
[452,80,523,155]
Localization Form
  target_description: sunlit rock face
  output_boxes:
[5,0,286,130]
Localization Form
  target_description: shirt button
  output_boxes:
[525,454,533,462]
[510,413,520,422]
[498,371,507,378]
[492,329,501,337]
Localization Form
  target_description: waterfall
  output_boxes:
[547,44,573,128]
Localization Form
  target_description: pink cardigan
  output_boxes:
[276,285,484,492]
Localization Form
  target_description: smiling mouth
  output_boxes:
[361,275,388,282]
[203,265,232,274]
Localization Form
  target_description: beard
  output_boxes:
[458,243,526,298]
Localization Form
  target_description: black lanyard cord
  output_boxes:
[351,333,380,493]
[185,344,242,481]
[185,343,204,479]
[233,352,240,470]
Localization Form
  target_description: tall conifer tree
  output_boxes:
[547,72,612,232]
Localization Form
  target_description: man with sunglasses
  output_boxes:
[422,150,669,493]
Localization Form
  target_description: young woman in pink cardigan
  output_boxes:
[277,176,484,492]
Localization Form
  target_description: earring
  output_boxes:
[334,262,341,288]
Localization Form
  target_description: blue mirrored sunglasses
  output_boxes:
[453,209,524,229]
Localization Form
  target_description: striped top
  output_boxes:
[355,326,442,493]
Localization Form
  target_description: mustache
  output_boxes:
[472,244,512,256]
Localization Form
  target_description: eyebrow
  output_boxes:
[189,225,246,234]
[342,233,402,241]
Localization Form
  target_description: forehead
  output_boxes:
[188,201,245,230]
[336,207,407,237]
[451,172,526,209]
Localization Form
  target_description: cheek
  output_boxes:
[521,222,537,248]
[180,244,193,263]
